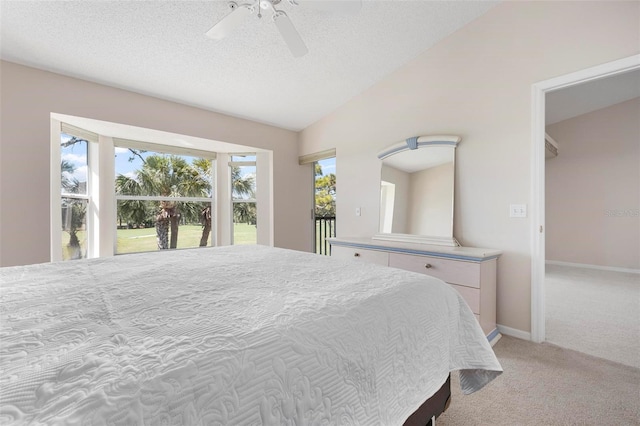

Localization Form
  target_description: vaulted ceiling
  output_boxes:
[3,1,634,133]
[0,0,498,131]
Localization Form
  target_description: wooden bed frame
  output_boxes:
[404,375,452,426]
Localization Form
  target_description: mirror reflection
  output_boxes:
[376,136,460,246]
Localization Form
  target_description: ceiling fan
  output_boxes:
[205,0,361,58]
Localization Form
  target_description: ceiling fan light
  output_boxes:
[259,0,271,10]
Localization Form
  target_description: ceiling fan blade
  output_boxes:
[302,0,361,14]
[205,5,253,40]
[273,11,308,57]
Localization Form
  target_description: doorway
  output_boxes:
[543,74,640,367]
[530,54,640,347]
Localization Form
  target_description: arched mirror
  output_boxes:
[374,135,461,247]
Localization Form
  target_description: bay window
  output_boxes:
[51,118,271,261]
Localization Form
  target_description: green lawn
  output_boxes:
[232,222,257,245]
[61,223,257,258]
[116,225,208,254]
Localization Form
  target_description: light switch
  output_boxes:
[355,207,361,216]
[510,204,527,218]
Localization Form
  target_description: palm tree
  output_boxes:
[233,202,257,225]
[199,206,212,247]
[231,166,256,228]
[116,155,211,250]
[232,166,254,198]
[65,200,86,259]
[190,158,214,247]
[196,164,257,246]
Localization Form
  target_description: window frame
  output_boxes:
[52,124,218,260]
[229,155,257,245]
[58,135,93,260]
[52,125,97,261]
[113,141,217,255]
[50,118,273,261]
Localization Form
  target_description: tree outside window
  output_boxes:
[114,149,214,254]
[60,135,89,260]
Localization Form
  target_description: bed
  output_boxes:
[0,245,501,425]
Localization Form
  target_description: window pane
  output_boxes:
[231,165,256,200]
[314,157,336,255]
[233,202,257,245]
[314,157,336,217]
[231,154,256,162]
[61,133,88,195]
[61,197,88,260]
[115,149,212,198]
[116,201,213,254]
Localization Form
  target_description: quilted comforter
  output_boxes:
[0,245,501,425]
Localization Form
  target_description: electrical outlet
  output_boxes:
[510,204,527,218]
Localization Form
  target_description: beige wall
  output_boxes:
[299,1,640,333]
[0,61,312,267]
[546,98,640,270]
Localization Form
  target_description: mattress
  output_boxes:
[0,245,502,425]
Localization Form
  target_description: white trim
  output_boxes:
[530,54,640,344]
[60,193,90,200]
[256,151,274,246]
[216,153,232,246]
[209,159,217,248]
[50,118,63,262]
[114,138,217,159]
[546,260,640,275]
[87,135,98,259]
[229,161,255,167]
[497,324,531,341]
[530,81,546,343]
[61,122,99,143]
[98,136,116,258]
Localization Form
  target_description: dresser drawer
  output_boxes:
[449,283,480,314]
[388,253,480,287]
[331,246,389,266]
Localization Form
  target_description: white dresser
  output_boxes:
[329,237,502,344]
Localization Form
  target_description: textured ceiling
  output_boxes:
[0,0,498,131]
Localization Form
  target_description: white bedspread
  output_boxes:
[0,245,501,425]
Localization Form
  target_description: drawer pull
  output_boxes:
[354,253,360,257]
[424,263,433,269]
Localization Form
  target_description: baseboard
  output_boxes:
[497,324,531,341]
[486,328,502,347]
[546,260,640,274]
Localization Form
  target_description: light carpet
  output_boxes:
[438,336,640,425]
[545,264,640,368]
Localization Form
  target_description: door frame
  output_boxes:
[530,54,640,343]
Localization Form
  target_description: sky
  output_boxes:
[61,135,206,187]
[317,157,335,176]
[60,135,88,185]
[60,138,149,183]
